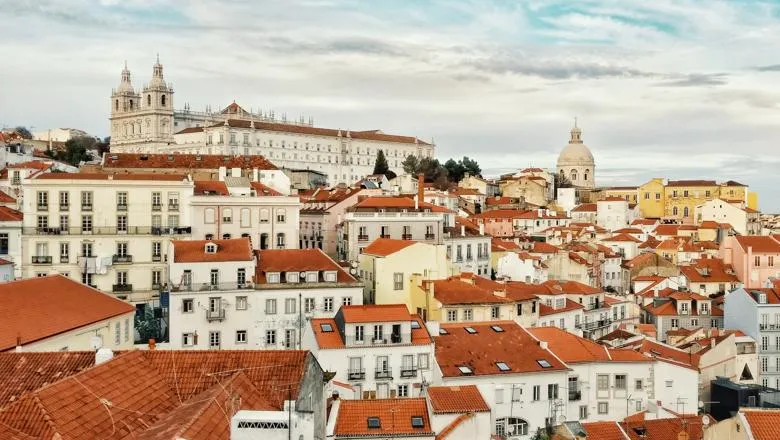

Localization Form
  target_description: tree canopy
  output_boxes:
[372,149,389,176]
[14,126,32,139]
[402,154,483,188]
[46,136,97,166]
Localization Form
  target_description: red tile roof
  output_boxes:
[435,321,568,377]
[604,233,642,243]
[432,277,512,306]
[741,409,780,440]
[254,248,357,283]
[36,172,188,181]
[103,153,278,170]
[6,161,51,171]
[352,196,452,213]
[310,314,431,349]
[0,275,135,351]
[172,238,253,263]
[426,385,490,414]
[531,241,561,254]
[538,299,585,316]
[334,398,433,438]
[249,181,282,196]
[0,206,22,222]
[653,224,683,237]
[362,238,418,257]
[0,352,95,408]
[0,189,15,203]
[580,421,630,440]
[621,414,704,440]
[632,219,658,226]
[193,180,229,195]
[679,258,739,283]
[619,339,699,370]
[734,236,780,253]
[542,279,602,294]
[530,327,646,364]
[341,304,412,323]
[572,203,597,212]
[666,179,717,187]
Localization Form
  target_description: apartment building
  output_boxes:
[679,256,740,296]
[168,246,363,350]
[697,198,761,236]
[642,291,723,342]
[0,205,23,278]
[20,173,194,301]
[190,179,300,249]
[443,217,491,277]
[302,304,435,400]
[720,235,780,289]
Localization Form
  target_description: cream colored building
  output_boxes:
[556,121,596,189]
[697,198,761,236]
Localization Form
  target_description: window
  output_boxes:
[0,233,7,254]
[117,191,127,208]
[598,402,609,414]
[615,374,627,390]
[495,388,504,404]
[393,272,404,290]
[418,353,429,370]
[265,299,277,314]
[755,255,761,267]
[671,318,679,328]
[367,417,381,429]
[373,325,384,341]
[276,209,286,223]
[209,331,221,349]
[81,191,93,209]
[276,233,286,248]
[236,330,247,344]
[152,241,161,259]
[37,215,49,229]
[597,374,609,391]
[463,309,473,321]
[355,325,364,342]
[537,359,552,368]
[114,322,120,345]
[532,385,541,401]
[182,333,195,346]
[236,296,247,310]
[324,297,334,312]
[116,242,128,257]
[152,192,162,208]
[222,208,232,223]
[237,268,246,286]
[547,384,559,399]
[666,379,674,388]
[304,298,315,313]
[398,384,409,397]
[447,310,457,321]
[457,366,472,375]
[210,269,219,286]
[152,270,161,288]
[635,379,643,391]
[579,405,588,420]
[59,242,69,262]
[265,330,277,346]
[491,306,500,319]
[285,329,296,349]
[496,362,510,371]
[116,271,128,285]
[81,215,93,233]
[37,191,48,209]
[285,298,296,314]
[168,192,179,209]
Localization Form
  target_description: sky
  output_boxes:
[1,0,779,211]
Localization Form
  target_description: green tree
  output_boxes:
[444,158,466,182]
[554,172,573,189]
[402,154,420,175]
[14,126,32,139]
[53,136,95,166]
[372,149,389,176]
[460,156,481,177]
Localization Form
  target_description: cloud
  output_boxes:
[464,53,657,80]
[655,73,729,87]
[754,64,780,72]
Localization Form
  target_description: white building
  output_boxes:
[0,274,135,352]
[169,246,363,350]
[434,321,572,438]
[697,198,761,236]
[20,172,194,302]
[0,205,23,278]
[302,304,435,400]
[190,179,300,248]
[443,219,491,277]
[32,128,91,143]
[556,122,596,189]
[725,285,780,388]
[597,197,633,231]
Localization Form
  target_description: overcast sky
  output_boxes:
[2,0,779,211]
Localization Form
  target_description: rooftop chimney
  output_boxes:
[148,338,156,350]
[95,348,114,365]
[479,223,485,235]
[417,174,424,209]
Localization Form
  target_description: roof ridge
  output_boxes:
[170,371,245,438]
[32,393,59,438]
[435,412,474,440]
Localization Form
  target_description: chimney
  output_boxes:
[479,223,485,235]
[148,338,156,350]
[461,225,465,236]
[417,174,424,209]
[539,341,548,350]
[95,347,114,365]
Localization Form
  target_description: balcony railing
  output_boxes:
[31,255,52,264]
[81,204,93,211]
[206,309,226,322]
[760,324,780,332]
[569,390,582,401]
[171,282,254,292]
[112,254,133,264]
[59,203,69,211]
[112,284,132,292]
[152,204,162,211]
[357,234,369,242]
[380,234,391,239]
[152,254,162,262]
[575,319,612,331]
[348,369,365,380]
[402,234,413,240]
[400,365,418,378]
[169,204,179,212]
[375,368,393,380]
[117,204,128,211]
[37,204,48,211]
[24,226,192,236]
[424,233,435,239]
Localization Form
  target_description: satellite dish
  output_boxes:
[701,415,710,427]
[350,261,358,268]
[349,268,357,275]
[300,271,307,278]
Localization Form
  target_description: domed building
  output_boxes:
[556,121,595,189]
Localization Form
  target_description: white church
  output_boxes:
[109,58,436,185]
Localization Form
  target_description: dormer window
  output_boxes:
[267,272,280,283]
[205,243,217,254]
[286,272,299,283]
[306,271,318,283]
[323,271,337,282]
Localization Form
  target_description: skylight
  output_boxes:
[439,328,449,335]
[411,320,421,329]
[496,362,510,371]
[320,323,333,333]
[537,359,552,368]
[411,416,424,428]
[465,327,477,334]
[367,417,381,429]
[458,365,473,375]
[491,325,504,333]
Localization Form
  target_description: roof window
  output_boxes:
[367,417,381,429]
[457,365,473,375]
[205,243,217,254]
[491,325,504,333]
[411,320,421,329]
[496,362,510,371]
[537,359,552,368]
[411,416,424,428]
[320,323,333,333]
[439,328,449,335]
[465,327,477,334]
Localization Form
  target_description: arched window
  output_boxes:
[147,95,151,106]
[570,169,578,181]
[161,95,166,107]
[673,207,678,216]
[129,99,133,110]
[260,233,269,250]
[115,99,119,111]
[683,206,689,217]
[584,169,590,181]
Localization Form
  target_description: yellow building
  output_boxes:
[664,180,721,223]
[498,176,550,206]
[358,238,449,311]
[747,191,759,210]
[638,178,665,219]
[603,186,639,204]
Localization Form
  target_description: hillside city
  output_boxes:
[1,57,780,440]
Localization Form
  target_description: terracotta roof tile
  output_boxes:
[619,339,699,370]
[36,172,188,181]
[621,414,704,440]
[0,189,15,203]
[193,180,229,195]
[362,238,418,257]
[735,236,780,253]
[0,352,94,409]
[542,279,602,294]
[741,409,780,440]
[531,241,561,253]
[340,304,413,323]
[103,153,278,170]
[435,321,568,377]
[679,258,739,283]
[310,313,431,349]
[0,206,22,222]
[254,248,357,283]
[249,181,282,196]
[539,299,585,316]
[432,277,512,305]
[571,203,597,212]
[6,161,51,171]
[353,196,452,213]
[334,398,433,438]
[666,179,717,187]
[580,421,630,440]
[0,275,135,351]
[172,238,253,263]
[427,385,490,413]
[491,238,521,252]
[604,233,642,243]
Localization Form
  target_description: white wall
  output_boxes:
[18,311,135,352]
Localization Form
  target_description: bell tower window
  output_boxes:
[570,170,578,181]
[147,95,151,106]
[115,99,119,111]
[161,95,166,107]
[129,99,134,110]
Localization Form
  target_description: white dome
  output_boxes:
[557,126,594,167]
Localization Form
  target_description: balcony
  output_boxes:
[31,256,52,264]
[152,254,162,262]
[375,368,393,380]
[59,203,69,211]
[206,309,226,322]
[152,204,162,211]
[81,204,93,211]
[112,254,133,264]
[575,319,612,331]
[168,204,179,212]
[380,234,391,239]
[357,234,369,242]
[171,282,254,292]
[402,234,413,240]
[760,324,780,332]
[112,284,132,292]
[347,369,365,381]
[569,390,582,401]
[23,226,192,236]
[117,204,128,211]
[424,233,435,240]
[400,366,418,378]
[37,204,48,211]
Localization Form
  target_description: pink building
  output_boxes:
[720,235,780,289]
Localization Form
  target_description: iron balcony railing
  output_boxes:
[400,365,418,378]
[569,390,582,401]
[375,368,393,379]
[206,309,226,322]
[112,254,133,264]
[171,282,254,292]
[24,226,192,236]
[760,324,780,332]
[348,369,365,380]
[112,284,132,292]
[31,256,52,264]
[116,204,128,211]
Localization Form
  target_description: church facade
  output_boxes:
[109,59,436,185]
[556,121,596,189]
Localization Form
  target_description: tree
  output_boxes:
[444,158,466,182]
[372,149,389,176]
[554,172,573,189]
[461,156,481,177]
[49,136,95,166]
[401,154,420,175]
[14,126,32,139]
